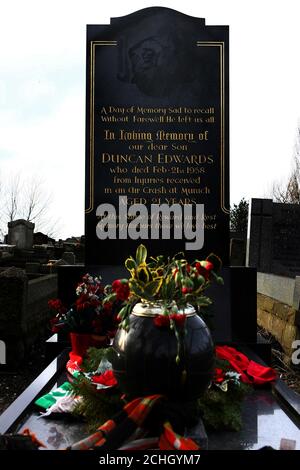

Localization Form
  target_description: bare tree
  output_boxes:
[0,173,61,241]
[272,126,300,204]
[272,164,300,203]
[5,174,20,221]
[21,177,51,224]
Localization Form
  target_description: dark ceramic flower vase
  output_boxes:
[111,304,215,400]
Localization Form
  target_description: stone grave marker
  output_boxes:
[7,219,35,250]
[247,198,300,277]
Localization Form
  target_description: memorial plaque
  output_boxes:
[85,7,229,265]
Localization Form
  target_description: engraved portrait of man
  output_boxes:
[128,35,178,97]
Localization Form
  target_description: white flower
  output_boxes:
[225,371,241,380]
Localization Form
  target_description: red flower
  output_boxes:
[76,294,101,311]
[52,325,61,333]
[103,301,113,313]
[50,317,62,333]
[48,299,66,312]
[204,261,214,271]
[112,279,130,301]
[112,279,122,289]
[88,284,102,295]
[181,277,194,294]
[75,294,89,311]
[170,313,186,328]
[181,286,192,294]
[214,367,225,383]
[90,298,101,308]
[92,370,117,387]
[195,261,214,280]
[154,315,170,327]
[117,285,130,301]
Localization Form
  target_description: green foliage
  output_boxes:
[71,373,250,434]
[71,376,122,432]
[71,348,251,434]
[121,244,223,318]
[230,198,249,235]
[71,347,122,432]
[81,347,114,373]
[206,253,222,272]
[136,244,147,265]
[125,257,136,271]
[111,244,225,363]
[198,381,250,431]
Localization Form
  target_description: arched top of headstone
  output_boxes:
[110,7,206,26]
[7,219,35,229]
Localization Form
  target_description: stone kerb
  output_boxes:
[0,267,28,366]
[0,266,57,367]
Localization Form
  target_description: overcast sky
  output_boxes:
[1,0,300,238]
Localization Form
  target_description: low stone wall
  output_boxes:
[257,272,300,357]
[25,274,57,348]
[257,293,299,356]
[257,272,300,308]
[0,267,57,367]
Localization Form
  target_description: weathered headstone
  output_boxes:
[7,219,35,250]
[85,7,229,265]
[230,238,246,266]
[62,252,76,265]
[247,198,300,277]
[25,262,40,274]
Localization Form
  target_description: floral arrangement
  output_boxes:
[104,244,224,331]
[198,359,250,431]
[49,246,223,340]
[48,273,120,337]
[69,347,251,433]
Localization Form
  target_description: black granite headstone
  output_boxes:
[85,7,229,265]
[247,198,300,277]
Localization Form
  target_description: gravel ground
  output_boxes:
[0,340,47,414]
[258,326,300,395]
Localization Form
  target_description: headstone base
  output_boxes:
[185,417,208,449]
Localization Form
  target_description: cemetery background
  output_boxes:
[0,0,300,452]
[1,0,300,240]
